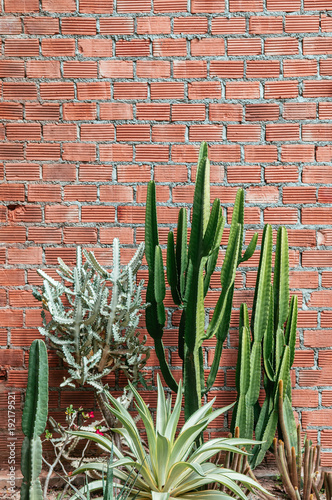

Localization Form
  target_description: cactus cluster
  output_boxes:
[21,339,49,500]
[231,224,298,468]
[145,142,258,418]
[33,239,149,395]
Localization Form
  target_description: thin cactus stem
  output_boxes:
[303,440,310,500]
[278,380,293,476]
[297,424,302,483]
[295,487,302,500]
[311,479,321,500]
[291,446,298,490]
[278,440,297,500]
[307,446,316,500]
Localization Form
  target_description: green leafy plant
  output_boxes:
[145,142,258,418]
[21,339,49,500]
[273,380,331,500]
[33,239,150,428]
[231,225,298,468]
[69,376,269,500]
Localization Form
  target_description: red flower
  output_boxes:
[95,429,104,436]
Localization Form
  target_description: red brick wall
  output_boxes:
[1,0,332,468]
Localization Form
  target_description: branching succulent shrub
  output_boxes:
[33,239,150,426]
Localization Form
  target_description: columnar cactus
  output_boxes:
[21,339,49,500]
[145,142,258,419]
[231,225,298,468]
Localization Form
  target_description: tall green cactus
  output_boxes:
[145,142,258,419]
[231,225,298,468]
[21,339,49,500]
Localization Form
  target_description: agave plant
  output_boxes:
[69,376,269,500]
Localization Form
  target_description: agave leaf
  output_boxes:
[156,374,169,436]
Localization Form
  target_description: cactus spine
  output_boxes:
[21,339,49,500]
[231,225,298,468]
[145,142,258,419]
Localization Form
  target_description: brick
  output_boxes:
[303,165,332,184]
[285,15,319,33]
[249,16,283,34]
[304,38,332,55]
[210,104,242,122]
[265,81,298,99]
[42,38,75,57]
[3,82,37,100]
[267,0,300,9]
[28,185,61,203]
[264,207,298,224]
[189,81,221,99]
[42,0,76,11]
[265,38,299,55]
[226,82,260,99]
[5,0,39,11]
[6,163,40,181]
[26,103,59,121]
[228,165,261,183]
[189,125,223,142]
[8,205,42,223]
[191,38,225,56]
[28,227,62,243]
[246,103,279,121]
[63,61,98,78]
[5,38,39,56]
[281,145,315,162]
[100,227,134,245]
[62,144,96,162]
[0,17,22,34]
[78,39,113,57]
[152,124,186,142]
[100,60,133,78]
[117,124,150,142]
[303,208,332,226]
[117,164,151,182]
[228,38,261,55]
[137,16,170,34]
[8,247,42,265]
[284,59,317,77]
[61,17,96,35]
[154,0,187,12]
[303,124,332,142]
[155,164,188,182]
[64,227,97,244]
[6,123,41,141]
[153,38,187,57]
[210,60,244,78]
[245,145,278,162]
[117,0,151,12]
[174,17,208,34]
[81,206,115,222]
[26,144,60,161]
[320,60,332,76]
[316,146,332,162]
[304,81,332,98]
[173,60,207,79]
[45,205,79,223]
[63,103,96,121]
[0,270,25,286]
[321,14,332,32]
[0,310,23,327]
[212,17,245,33]
[283,103,316,120]
[0,103,23,120]
[64,185,97,201]
[79,164,112,181]
[266,123,300,141]
[116,39,150,57]
[114,82,147,100]
[137,145,169,163]
[229,0,263,11]
[246,186,279,203]
[283,186,316,204]
[100,185,133,203]
[227,124,261,142]
[0,61,25,78]
[24,16,59,34]
[40,82,75,100]
[44,123,77,141]
[26,60,60,79]
[100,144,133,161]
[136,60,170,78]
[246,60,280,78]
[318,187,332,204]
[100,103,133,120]
[79,0,113,13]
[192,0,225,12]
[77,82,110,100]
[0,144,24,160]
[151,82,184,100]
[137,103,170,122]
[0,226,26,242]
[99,18,134,34]
[80,124,114,141]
